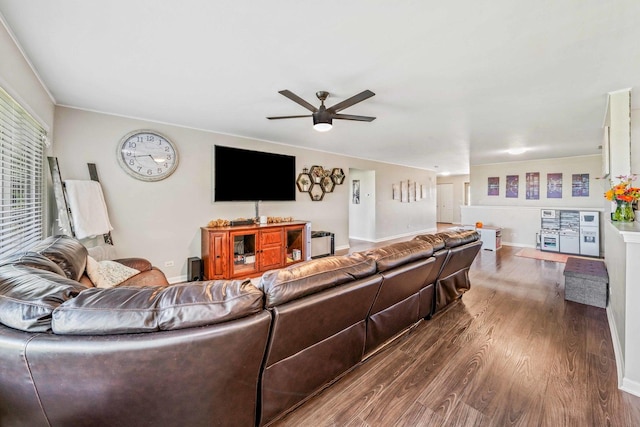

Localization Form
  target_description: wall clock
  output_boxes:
[117,130,178,181]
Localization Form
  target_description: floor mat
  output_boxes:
[514,248,570,263]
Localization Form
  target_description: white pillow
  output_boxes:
[86,255,140,288]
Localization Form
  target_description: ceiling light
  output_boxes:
[507,147,527,155]
[313,122,333,132]
[313,111,333,132]
[440,171,450,176]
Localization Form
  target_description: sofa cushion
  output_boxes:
[356,240,433,273]
[29,235,88,282]
[0,265,86,332]
[436,230,480,248]
[85,256,140,289]
[156,280,263,330]
[259,253,376,307]
[52,280,265,335]
[52,287,163,335]
[413,234,446,251]
[0,252,66,277]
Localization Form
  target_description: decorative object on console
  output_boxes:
[267,90,376,132]
[605,174,639,222]
[117,130,178,182]
[266,216,294,223]
[296,165,346,201]
[207,218,232,227]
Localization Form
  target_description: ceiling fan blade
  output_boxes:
[333,114,376,122]
[327,90,375,113]
[278,90,318,112]
[267,115,312,119]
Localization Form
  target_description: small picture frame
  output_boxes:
[392,183,400,200]
[352,180,360,204]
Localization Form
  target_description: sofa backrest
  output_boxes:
[0,265,86,332]
[52,279,264,335]
[436,229,480,249]
[357,239,433,272]
[1,311,272,427]
[28,235,88,282]
[413,233,446,251]
[259,253,376,307]
[257,253,382,426]
[355,239,437,354]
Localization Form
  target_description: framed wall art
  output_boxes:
[571,173,589,197]
[401,180,408,203]
[488,177,499,196]
[547,173,562,198]
[526,172,540,200]
[352,180,360,204]
[506,175,519,198]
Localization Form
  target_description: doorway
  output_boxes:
[436,183,454,223]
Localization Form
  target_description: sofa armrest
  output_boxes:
[113,258,152,272]
[117,268,169,288]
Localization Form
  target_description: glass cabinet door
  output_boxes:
[230,230,259,278]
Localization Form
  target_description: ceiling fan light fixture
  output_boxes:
[313,113,333,132]
[313,122,333,132]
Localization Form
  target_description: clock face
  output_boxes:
[117,130,178,181]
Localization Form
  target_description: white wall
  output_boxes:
[437,174,469,224]
[470,155,603,208]
[53,106,437,281]
[463,155,604,247]
[0,19,54,129]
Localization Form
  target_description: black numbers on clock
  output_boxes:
[146,135,154,141]
[128,141,137,148]
[129,159,134,165]
[147,169,152,175]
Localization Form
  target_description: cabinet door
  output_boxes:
[202,230,228,280]
[259,228,284,271]
[230,230,259,278]
[284,225,305,265]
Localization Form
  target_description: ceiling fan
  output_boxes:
[267,89,376,132]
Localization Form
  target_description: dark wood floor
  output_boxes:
[271,230,640,426]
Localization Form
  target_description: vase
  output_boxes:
[613,200,635,222]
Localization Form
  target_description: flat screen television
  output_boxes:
[214,145,296,201]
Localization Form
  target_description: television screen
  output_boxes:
[214,145,296,201]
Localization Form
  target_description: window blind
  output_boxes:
[0,87,46,258]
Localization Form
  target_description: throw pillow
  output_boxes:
[86,255,139,288]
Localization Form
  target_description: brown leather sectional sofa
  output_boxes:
[0,230,481,427]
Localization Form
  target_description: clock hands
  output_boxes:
[132,154,165,163]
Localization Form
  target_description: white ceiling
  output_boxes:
[1,0,639,175]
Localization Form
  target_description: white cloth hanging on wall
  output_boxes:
[64,180,113,239]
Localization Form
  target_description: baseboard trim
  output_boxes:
[621,377,640,397]
[607,307,628,393]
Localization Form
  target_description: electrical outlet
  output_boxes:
[164,260,174,267]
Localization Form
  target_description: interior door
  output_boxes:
[437,183,454,223]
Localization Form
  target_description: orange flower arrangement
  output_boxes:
[605,174,639,222]
[604,174,640,203]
